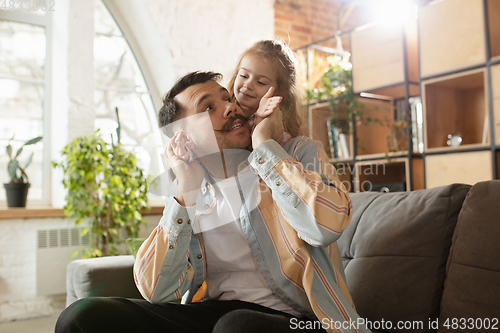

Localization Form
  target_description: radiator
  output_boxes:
[36,228,88,296]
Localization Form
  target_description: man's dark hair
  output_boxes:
[158,71,222,130]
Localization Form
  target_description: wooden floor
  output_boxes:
[0,313,60,333]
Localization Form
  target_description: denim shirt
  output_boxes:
[134,137,370,333]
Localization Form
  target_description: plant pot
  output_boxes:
[3,182,31,208]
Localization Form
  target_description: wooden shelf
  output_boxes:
[412,156,425,191]
[333,161,354,193]
[362,83,420,100]
[328,157,354,163]
[496,150,500,179]
[425,151,492,188]
[0,206,164,220]
[355,157,410,192]
[420,0,486,78]
[354,156,424,192]
[308,101,354,160]
[422,68,489,150]
[355,98,395,156]
[491,64,500,145]
[352,18,418,94]
[487,0,500,59]
[425,144,490,154]
[355,150,410,161]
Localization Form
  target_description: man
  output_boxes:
[56,71,369,333]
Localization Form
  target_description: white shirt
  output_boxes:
[198,172,300,316]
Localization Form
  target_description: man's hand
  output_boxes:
[164,131,204,206]
[252,87,285,148]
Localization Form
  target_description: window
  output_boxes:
[0,9,49,205]
[1,1,166,207]
[94,0,165,204]
[94,1,164,189]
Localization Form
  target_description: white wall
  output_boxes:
[104,0,275,108]
[141,0,275,88]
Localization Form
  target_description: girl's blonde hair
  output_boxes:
[228,39,302,138]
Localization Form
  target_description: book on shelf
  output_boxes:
[326,118,349,159]
[338,133,349,159]
[326,118,338,158]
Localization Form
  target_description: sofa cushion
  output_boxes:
[337,183,471,332]
[438,180,500,332]
[66,255,143,307]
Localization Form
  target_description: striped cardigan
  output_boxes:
[134,137,370,333]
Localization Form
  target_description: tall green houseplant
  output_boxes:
[53,126,149,258]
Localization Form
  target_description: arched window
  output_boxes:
[94,0,164,203]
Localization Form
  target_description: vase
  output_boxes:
[3,182,31,208]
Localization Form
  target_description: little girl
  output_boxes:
[227,39,303,141]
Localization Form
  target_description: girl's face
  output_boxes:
[234,54,278,117]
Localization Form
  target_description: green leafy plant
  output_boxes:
[53,119,150,258]
[306,55,392,128]
[6,135,43,183]
[306,55,362,129]
[306,55,392,158]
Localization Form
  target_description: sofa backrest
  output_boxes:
[438,180,500,332]
[337,183,471,332]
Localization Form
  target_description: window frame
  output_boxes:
[0,9,52,207]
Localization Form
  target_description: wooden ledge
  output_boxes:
[0,206,164,220]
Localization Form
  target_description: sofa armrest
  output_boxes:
[66,255,143,307]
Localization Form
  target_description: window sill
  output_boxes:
[0,206,164,220]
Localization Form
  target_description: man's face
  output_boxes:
[174,81,252,151]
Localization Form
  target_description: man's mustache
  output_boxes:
[214,114,249,132]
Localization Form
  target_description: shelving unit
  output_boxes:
[300,0,500,191]
[492,63,500,144]
[419,0,487,78]
[349,16,423,192]
[354,98,395,157]
[308,101,354,161]
[497,150,500,177]
[351,18,420,99]
[300,15,423,192]
[487,0,500,60]
[419,0,499,187]
[355,158,409,192]
[425,151,492,188]
[422,68,489,151]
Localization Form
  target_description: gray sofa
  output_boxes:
[66,180,500,332]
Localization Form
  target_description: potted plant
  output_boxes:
[53,114,150,258]
[306,54,364,130]
[4,135,43,207]
[306,53,391,157]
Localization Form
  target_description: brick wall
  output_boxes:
[274,0,372,51]
[273,0,373,135]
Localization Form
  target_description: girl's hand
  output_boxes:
[253,87,282,128]
[164,131,204,206]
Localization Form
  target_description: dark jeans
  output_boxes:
[55,297,327,333]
